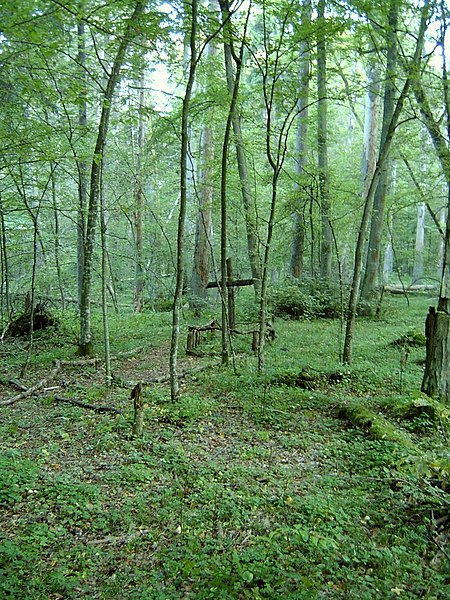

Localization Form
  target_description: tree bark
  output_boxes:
[317,0,332,280]
[343,1,430,364]
[413,202,426,284]
[133,72,146,313]
[361,0,398,300]
[221,9,261,296]
[191,12,216,302]
[170,0,198,400]
[290,0,311,279]
[0,194,10,320]
[77,19,87,308]
[414,26,450,400]
[218,0,249,365]
[78,1,144,356]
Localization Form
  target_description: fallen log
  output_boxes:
[0,361,61,407]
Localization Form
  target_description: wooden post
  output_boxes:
[132,382,144,436]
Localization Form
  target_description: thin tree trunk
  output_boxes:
[290,0,311,279]
[437,206,447,279]
[0,194,10,320]
[100,165,111,383]
[413,202,426,284]
[343,1,430,364]
[417,4,450,401]
[361,61,381,197]
[361,0,398,300]
[79,1,144,356]
[257,9,296,372]
[222,11,261,296]
[218,0,249,366]
[382,162,396,284]
[133,72,146,313]
[77,19,87,307]
[317,0,331,280]
[192,12,216,303]
[383,211,394,283]
[50,163,65,309]
[170,0,198,401]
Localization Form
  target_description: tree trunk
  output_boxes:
[191,14,216,302]
[50,164,65,309]
[361,0,398,300]
[99,165,111,383]
[383,211,394,284]
[77,19,87,307]
[133,72,146,313]
[413,202,426,284]
[170,0,198,400]
[343,2,430,364]
[317,0,332,280]
[290,0,311,279]
[361,61,381,198]
[222,13,261,296]
[422,302,450,401]
[415,21,450,400]
[218,0,249,366]
[0,194,10,320]
[78,1,144,356]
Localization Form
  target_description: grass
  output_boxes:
[0,293,449,598]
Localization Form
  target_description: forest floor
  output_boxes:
[0,294,449,599]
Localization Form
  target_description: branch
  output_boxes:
[52,395,122,414]
[0,361,61,407]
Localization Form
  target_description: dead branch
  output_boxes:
[112,364,214,389]
[0,361,61,407]
[52,395,122,414]
[60,347,144,368]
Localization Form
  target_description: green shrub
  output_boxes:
[269,278,343,320]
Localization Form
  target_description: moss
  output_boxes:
[390,330,426,348]
[336,400,416,448]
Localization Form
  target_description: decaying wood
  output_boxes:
[187,320,221,352]
[52,395,122,414]
[113,364,213,389]
[132,382,144,436]
[61,346,144,367]
[0,361,61,407]
[384,284,437,295]
[206,279,254,289]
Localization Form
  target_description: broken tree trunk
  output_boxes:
[421,303,450,402]
[132,382,144,436]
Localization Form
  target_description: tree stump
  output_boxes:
[132,382,144,436]
[421,305,450,402]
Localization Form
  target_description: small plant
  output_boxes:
[0,451,40,507]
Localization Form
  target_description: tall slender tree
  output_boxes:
[290,0,311,279]
[170,0,198,399]
[78,1,145,355]
[361,0,399,302]
[317,0,332,280]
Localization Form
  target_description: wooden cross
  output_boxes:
[206,257,254,330]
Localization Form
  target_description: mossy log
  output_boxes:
[337,400,415,447]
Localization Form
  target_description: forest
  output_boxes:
[0,0,450,597]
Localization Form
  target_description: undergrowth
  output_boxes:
[1,294,449,598]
